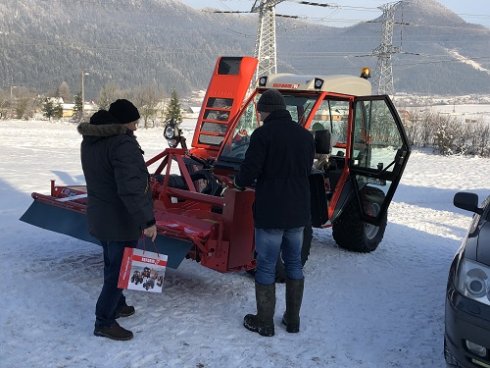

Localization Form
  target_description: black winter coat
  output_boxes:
[77,121,155,241]
[235,109,315,229]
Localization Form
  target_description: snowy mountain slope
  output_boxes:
[0,0,489,96]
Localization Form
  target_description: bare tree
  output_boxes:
[131,84,163,128]
[474,120,490,157]
[403,112,423,146]
[97,83,123,110]
[13,87,37,119]
[433,114,462,156]
[419,113,437,147]
[0,90,9,119]
[57,81,71,103]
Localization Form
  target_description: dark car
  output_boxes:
[445,192,490,368]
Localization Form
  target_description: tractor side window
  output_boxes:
[218,58,242,75]
[352,99,404,199]
[353,100,403,172]
[220,93,318,160]
[309,100,350,156]
[292,96,316,125]
[220,97,260,160]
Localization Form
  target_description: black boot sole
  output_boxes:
[94,329,133,341]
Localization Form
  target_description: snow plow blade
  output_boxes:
[20,198,192,269]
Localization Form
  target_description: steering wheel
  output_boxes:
[188,154,212,168]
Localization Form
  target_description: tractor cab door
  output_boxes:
[348,95,411,225]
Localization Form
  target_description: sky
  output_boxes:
[1,109,490,367]
[180,0,490,28]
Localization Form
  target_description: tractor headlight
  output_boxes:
[163,120,182,148]
[258,76,268,87]
[314,78,324,89]
[164,124,177,140]
[455,259,490,305]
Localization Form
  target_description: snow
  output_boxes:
[1,118,490,368]
[447,49,490,75]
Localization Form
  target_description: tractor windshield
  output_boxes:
[220,92,318,160]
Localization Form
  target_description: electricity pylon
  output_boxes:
[213,1,335,81]
[251,1,286,78]
[372,1,402,96]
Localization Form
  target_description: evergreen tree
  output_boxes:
[42,98,63,121]
[42,98,54,120]
[73,92,83,120]
[54,102,63,119]
[164,90,182,125]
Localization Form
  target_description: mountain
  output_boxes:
[0,0,488,99]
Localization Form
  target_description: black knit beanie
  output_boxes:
[89,109,119,126]
[257,89,286,113]
[108,99,140,124]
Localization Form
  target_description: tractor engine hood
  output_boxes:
[189,56,258,161]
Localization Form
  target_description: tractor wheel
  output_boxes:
[332,187,387,253]
[275,224,312,283]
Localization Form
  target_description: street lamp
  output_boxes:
[10,85,17,99]
[81,70,89,118]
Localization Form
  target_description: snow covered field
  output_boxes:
[401,103,490,125]
[1,119,490,368]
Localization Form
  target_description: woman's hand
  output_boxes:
[143,224,157,242]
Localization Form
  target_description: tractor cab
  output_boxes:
[214,66,411,252]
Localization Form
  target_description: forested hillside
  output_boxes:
[0,0,488,98]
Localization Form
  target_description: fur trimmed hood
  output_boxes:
[77,122,128,137]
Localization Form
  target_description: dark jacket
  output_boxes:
[77,118,155,241]
[235,109,315,229]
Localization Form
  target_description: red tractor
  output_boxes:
[21,56,410,274]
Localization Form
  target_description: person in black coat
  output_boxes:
[77,99,157,341]
[234,89,315,337]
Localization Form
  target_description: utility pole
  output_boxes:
[372,1,401,96]
[81,70,89,118]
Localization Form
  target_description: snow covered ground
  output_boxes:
[1,119,489,368]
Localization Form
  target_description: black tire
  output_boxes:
[444,335,462,367]
[332,187,387,252]
[154,171,222,196]
[190,170,223,196]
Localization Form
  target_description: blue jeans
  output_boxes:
[255,227,304,285]
[95,240,136,328]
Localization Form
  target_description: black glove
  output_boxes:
[233,176,245,191]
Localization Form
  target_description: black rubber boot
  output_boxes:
[282,278,304,333]
[115,304,135,319]
[94,321,133,341]
[243,282,276,337]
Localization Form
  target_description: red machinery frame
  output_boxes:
[146,147,256,272]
